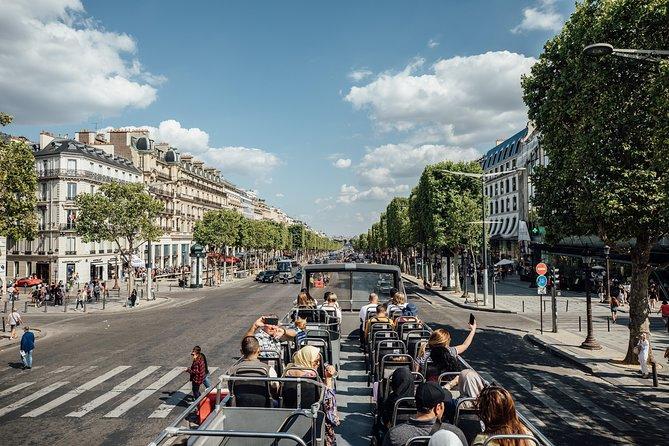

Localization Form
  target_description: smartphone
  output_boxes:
[263,316,279,326]
[469,313,476,325]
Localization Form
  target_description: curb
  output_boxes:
[402,275,516,314]
[524,333,596,375]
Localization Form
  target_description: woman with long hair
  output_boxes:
[414,323,476,380]
[474,386,531,446]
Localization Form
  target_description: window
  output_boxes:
[42,160,48,172]
[513,196,518,211]
[512,159,517,169]
[494,183,499,195]
[67,159,77,172]
[506,179,510,192]
[495,201,499,213]
[500,181,504,194]
[41,183,48,200]
[490,203,493,214]
[14,261,19,276]
[90,185,94,193]
[66,209,76,229]
[25,240,32,254]
[506,197,510,212]
[27,261,32,276]
[90,241,96,254]
[66,237,76,254]
[67,183,77,200]
[512,177,517,191]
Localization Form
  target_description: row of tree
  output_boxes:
[352,160,484,293]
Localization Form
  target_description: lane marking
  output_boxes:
[22,366,130,417]
[67,366,161,418]
[50,366,74,375]
[0,382,35,399]
[535,371,630,430]
[148,367,218,419]
[0,381,69,417]
[104,367,183,418]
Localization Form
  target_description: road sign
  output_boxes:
[535,262,548,276]
[537,286,547,295]
[536,275,548,287]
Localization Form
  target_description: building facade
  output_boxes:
[6,133,141,285]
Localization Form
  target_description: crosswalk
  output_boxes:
[0,364,223,420]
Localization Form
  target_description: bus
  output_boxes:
[277,259,299,283]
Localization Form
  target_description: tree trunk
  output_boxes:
[622,235,654,364]
[453,250,461,294]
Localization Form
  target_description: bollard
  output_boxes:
[140,289,144,300]
[651,362,658,387]
[102,294,106,310]
[607,316,610,332]
[44,299,47,313]
[64,297,67,313]
[3,301,6,314]
[84,299,87,313]
[579,316,582,332]
[566,300,569,312]
[522,300,525,313]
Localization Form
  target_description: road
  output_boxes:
[0,277,664,445]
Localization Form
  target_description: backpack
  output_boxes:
[402,302,418,317]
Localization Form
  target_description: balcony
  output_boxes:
[38,169,133,185]
[60,224,76,231]
[65,250,76,255]
[90,250,96,254]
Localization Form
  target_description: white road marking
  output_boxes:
[50,365,74,374]
[536,371,630,430]
[513,401,546,428]
[0,381,69,417]
[148,367,218,419]
[67,366,161,417]
[104,367,183,418]
[0,382,35,399]
[506,371,583,430]
[22,366,130,417]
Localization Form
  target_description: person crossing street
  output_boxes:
[184,346,206,400]
[20,326,35,370]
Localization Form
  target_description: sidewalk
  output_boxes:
[404,272,669,409]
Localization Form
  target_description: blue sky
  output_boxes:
[1,0,575,236]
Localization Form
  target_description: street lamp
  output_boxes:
[437,167,525,307]
[580,251,602,350]
[583,43,669,62]
[603,245,611,304]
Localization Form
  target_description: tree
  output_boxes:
[194,209,243,283]
[76,182,163,293]
[0,114,38,242]
[522,0,669,363]
[386,197,412,268]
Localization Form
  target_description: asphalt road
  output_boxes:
[0,277,664,445]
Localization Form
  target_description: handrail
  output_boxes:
[483,434,540,445]
[391,396,416,427]
[453,396,478,425]
[404,436,431,446]
[162,429,309,446]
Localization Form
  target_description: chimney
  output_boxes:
[496,139,504,146]
[39,131,54,149]
[75,130,95,144]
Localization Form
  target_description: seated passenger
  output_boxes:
[294,317,308,346]
[444,369,485,424]
[364,303,395,341]
[415,323,476,381]
[473,386,531,446]
[387,292,408,317]
[319,292,342,319]
[245,314,296,359]
[382,382,467,446]
[359,293,380,344]
[429,430,464,446]
[228,336,279,394]
[296,291,317,308]
[380,366,415,427]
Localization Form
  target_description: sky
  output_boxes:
[0,0,575,237]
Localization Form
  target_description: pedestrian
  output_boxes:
[597,283,605,303]
[618,286,626,306]
[657,300,669,328]
[184,346,206,399]
[75,288,85,310]
[128,289,138,308]
[20,326,35,370]
[201,351,212,389]
[8,308,23,339]
[634,332,650,379]
[610,295,620,324]
[649,283,659,310]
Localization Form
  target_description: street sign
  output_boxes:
[537,286,547,295]
[535,262,548,276]
[536,275,548,287]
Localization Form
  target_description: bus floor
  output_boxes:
[335,313,373,445]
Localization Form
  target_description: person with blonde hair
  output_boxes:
[415,323,476,381]
[319,292,342,319]
[387,292,407,316]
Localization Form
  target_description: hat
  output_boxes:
[415,382,447,412]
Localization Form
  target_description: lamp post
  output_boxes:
[581,251,602,350]
[583,43,669,62]
[604,245,611,304]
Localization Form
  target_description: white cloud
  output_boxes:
[151,120,209,153]
[512,0,564,33]
[345,51,535,147]
[337,184,410,204]
[427,38,439,49]
[348,69,373,82]
[356,143,480,186]
[0,0,162,124]
[205,146,282,177]
[334,158,352,169]
[275,193,285,198]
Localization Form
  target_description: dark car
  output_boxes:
[293,270,303,284]
[261,270,279,283]
[255,271,266,281]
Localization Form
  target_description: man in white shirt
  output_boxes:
[359,293,379,346]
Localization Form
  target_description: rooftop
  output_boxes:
[36,139,140,173]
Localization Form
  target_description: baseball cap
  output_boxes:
[415,382,447,412]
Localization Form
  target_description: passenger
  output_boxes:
[284,346,339,446]
[387,292,408,317]
[294,317,308,346]
[319,292,342,319]
[379,367,415,428]
[360,293,379,324]
[429,430,465,446]
[473,386,531,446]
[297,291,317,308]
[656,300,669,328]
[228,336,279,394]
[415,324,476,381]
[444,370,485,423]
[364,303,395,341]
[244,314,296,359]
[382,382,467,446]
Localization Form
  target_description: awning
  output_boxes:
[495,259,516,266]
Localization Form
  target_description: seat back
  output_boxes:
[280,372,322,409]
[406,332,430,360]
[368,322,393,342]
[229,366,272,408]
[258,350,283,377]
[391,397,417,427]
[374,340,407,366]
[295,308,328,323]
[399,323,424,342]
[405,436,431,446]
[379,354,413,380]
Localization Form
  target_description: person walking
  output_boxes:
[657,300,669,328]
[20,326,35,370]
[75,288,85,310]
[610,295,620,324]
[635,333,650,378]
[8,309,23,340]
[184,346,206,399]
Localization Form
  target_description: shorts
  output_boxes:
[611,307,618,313]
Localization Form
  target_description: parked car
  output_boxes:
[261,270,279,283]
[293,270,303,284]
[14,277,43,288]
[255,271,267,282]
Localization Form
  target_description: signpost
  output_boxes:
[536,262,548,334]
